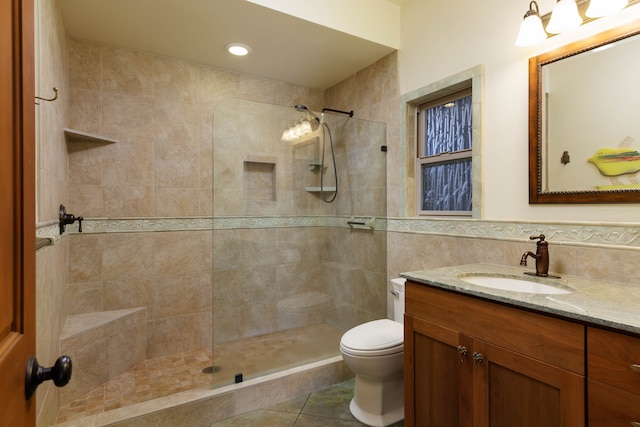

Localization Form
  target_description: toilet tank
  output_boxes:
[391,278,406,323]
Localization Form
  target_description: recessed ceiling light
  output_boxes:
[226,43,251,56]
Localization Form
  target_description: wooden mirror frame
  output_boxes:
[529,19,640,204]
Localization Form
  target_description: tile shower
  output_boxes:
[54,48,387,422]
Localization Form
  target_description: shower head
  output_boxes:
[294,104,322,123]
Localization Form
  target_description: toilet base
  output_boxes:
[350,399,404,427]
[348,373,404,427]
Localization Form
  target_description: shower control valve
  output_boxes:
[59,204,84,235]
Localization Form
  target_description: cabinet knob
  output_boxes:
[473,352,484,369]
[457,345,468,363]
[631,364,640,374]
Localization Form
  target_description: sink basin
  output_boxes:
[459,275,572,295]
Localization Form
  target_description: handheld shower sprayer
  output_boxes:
[289,103,354,203]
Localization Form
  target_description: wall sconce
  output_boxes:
[516,0,634,46]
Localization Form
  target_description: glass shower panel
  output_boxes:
[211,99,387,388]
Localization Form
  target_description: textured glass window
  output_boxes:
[421,159,472,211]
[424,95,472,156]
[417,89,473,215]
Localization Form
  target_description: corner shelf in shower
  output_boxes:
[63,128,119,145]
[305,187,336,193]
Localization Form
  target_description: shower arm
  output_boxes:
[322,108,354,118]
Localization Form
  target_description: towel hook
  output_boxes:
[35,87,58,104]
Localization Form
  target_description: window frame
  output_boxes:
[416,87,473,216]
[399,65,484,219]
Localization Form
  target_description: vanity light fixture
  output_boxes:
[516,0,635,46]
[546,0,583,33]
[515,1,548,46]
[226,42,251,56]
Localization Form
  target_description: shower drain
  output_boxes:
[202,365,220,374]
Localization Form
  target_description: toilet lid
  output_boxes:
[340,319,403,355]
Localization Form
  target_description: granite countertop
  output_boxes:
[401,263,640,336]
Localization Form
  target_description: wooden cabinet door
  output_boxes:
[0,0,36,425]
[587,327,640,426]
[472,339,585,427]
[405,315,472,427]
[588,380,640,427]
[587,327,640,394]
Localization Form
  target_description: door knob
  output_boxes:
[25,355,72,400]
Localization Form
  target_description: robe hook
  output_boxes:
[35,87,58,104]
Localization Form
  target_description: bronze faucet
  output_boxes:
[520,234,551,277]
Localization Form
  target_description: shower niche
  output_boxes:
[243,158,277,201]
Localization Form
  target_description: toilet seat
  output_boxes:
[340,319,404,357]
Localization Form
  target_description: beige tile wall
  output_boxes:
[325,52,401,217]
[66,39,324,218]
[66,230,213,358]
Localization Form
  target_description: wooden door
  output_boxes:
[0,0,36,426]
[405,315,472,427]
[472,340,585,427]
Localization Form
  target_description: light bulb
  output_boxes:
[301,120,312,135]
[546,0,582,34]
[516,2,548,46]
[226,43,251,56]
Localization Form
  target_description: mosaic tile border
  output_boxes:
[388,218,640,250]
[36,216,640,250]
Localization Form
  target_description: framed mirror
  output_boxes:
[529,19,640,203]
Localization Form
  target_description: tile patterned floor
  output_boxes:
[211,324,344,388]
[56,324,343,424]
[210,379,405,427]
[56,350,213,423]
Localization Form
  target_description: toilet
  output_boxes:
[339,278,406,427]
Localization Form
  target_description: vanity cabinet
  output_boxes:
[404,281,585,427]
[587,327,640,427]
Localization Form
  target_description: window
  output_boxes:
[400,65,483,218]
[417,88,473,216]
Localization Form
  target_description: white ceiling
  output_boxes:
[58,0,399,90]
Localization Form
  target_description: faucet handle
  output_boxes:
[529,234,545,242]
